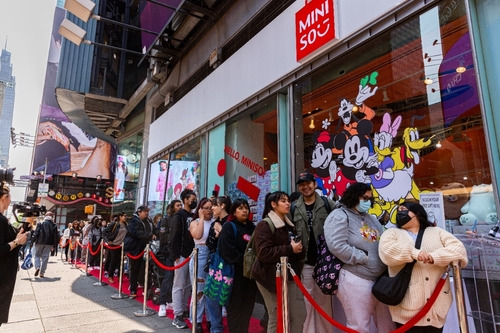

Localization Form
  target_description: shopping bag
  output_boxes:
[21,249,33,270]
[204,250,234,306]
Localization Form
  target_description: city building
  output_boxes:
[0,46,16,168]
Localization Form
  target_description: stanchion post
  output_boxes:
[93,240,107,286]
[111,242,128,299]
[452,261,469,333]
[60,241,64,261]
[82,243,91,275]
[134,244,155,317]
[280,256,289,333]
[191,248,199,333]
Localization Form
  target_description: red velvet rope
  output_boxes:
[391,273,448,333]
[59,239,69,248]
[149,250,191,270]
[276,273,284,333]
[88,243,101,256]
[104,243,122,250]
[291,272,357,333]
[126,250,145,260]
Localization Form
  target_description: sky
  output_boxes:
[1,0,58,201]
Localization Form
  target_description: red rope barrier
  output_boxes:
[104,243,122,250]
[291,272,357,333]
[391,273,448,333]
[59,239,69,248]
[88,243,102,256]
[149,250,191,270]
[276,273,284,333]
[126,250,145,260]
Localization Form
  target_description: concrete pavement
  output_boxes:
[2,255,182,333]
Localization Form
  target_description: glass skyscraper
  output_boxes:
[0,47,15,168]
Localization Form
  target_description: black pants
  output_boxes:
[106,248,123,278]
[88,243,101,267]
[159,256,174,304]
[395,322,443,333]
[227,271,257,333]
[128,256,145,293]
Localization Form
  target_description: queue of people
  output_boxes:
[1,174,469,333]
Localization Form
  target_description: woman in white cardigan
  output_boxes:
[378,202,467,332]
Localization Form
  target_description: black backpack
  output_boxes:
[103,221,119,242]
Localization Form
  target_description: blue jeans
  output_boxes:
[189,244,209,324]
[34,244,52,274]
[205,295,224,333]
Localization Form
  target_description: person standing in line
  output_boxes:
[69,220,81,263]
[61,222,72,261]
[204,195,232,333]
[0,181,28,327]
[252,191,306,333]
[158,200,182,317]
[324,182,395,333]
[105,212,128,284]
[290,172,336,333]
[218,198,257,333]
[32,211,59,278]
[87,216,103,269]
[124,206,154,298]
[379,202,467,332]
[189,198,215,333]
[169,189,196,329]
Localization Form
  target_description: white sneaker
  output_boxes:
[158,304,166,317]
[222,306,227,317]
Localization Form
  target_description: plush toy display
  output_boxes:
[440,182,470,220]
[460,183,498,225]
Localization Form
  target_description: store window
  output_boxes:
[147,155,169,216]
[112,131,143,214]
[223,97,279,221]
[294,0,493,227]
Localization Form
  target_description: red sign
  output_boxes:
[295,0,336,62]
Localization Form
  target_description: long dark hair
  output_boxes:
[229,198,250,222]
[194,197,212,219]
[262,191,289,219]
[340,182,372,209]
[166,200,181,216]
[400,202,433,229]
[214,195,232,213]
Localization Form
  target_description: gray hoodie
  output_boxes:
[323,205,386,281]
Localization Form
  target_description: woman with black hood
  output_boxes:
[379,201,467,332]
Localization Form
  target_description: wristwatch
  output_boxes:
[13,239,19,246]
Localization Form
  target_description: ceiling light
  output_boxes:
[309,118,315,129]
[456,66,466,73]
[436,141,442,148]
[352,105,359,112]
[424,78,433,85]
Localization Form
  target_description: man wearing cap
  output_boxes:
[124,205,154,298]
[291,172,337,333]
[32,212,59,278]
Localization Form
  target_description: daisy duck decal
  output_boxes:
[309,72,434,224]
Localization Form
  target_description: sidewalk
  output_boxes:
[2,256,182,333]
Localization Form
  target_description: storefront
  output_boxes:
[146,0,499,328]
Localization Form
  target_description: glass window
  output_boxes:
[224,96,278,221]
[147,156,169,216]
[165,139,201,202]
[294,0,492,226]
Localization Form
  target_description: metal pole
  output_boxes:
[191,248,199,333]
[452,261,469,333]
[111,243,128,299]
[134,244,155,316]
[280,256,289,333]
[93,239,107,286]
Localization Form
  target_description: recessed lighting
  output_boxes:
[456,66,466,73]
[424,78,433,85]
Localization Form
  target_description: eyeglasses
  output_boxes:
[202,206,212,210]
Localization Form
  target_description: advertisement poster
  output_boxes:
[147,160,168,202]
[165,160,199,202]
[114,155,128,202]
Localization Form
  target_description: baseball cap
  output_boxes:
[136,205,150,212]
[296,172,315,184]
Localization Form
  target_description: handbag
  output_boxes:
[204,222,237,306]
[313,233,344,295]
[372,227,425,305]
[21,248,33,270]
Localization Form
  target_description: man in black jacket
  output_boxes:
[32,212,59,278]
[169,189,196,329]
[124,205,154,298]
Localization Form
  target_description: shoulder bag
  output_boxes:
[372,227,425,305]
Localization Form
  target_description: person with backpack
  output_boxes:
[104,213,128,283]
[32,211,59,278]
[251,191,305,333]
[290,171,337,333]
[157,200,182,317]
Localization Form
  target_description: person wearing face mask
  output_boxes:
[169,189,197,329]
[324,182,395,333]
[379,202,467,332]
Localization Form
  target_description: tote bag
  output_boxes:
[313,233,343,295]
[21,248,33,270]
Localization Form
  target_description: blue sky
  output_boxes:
[0,0,58,201]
